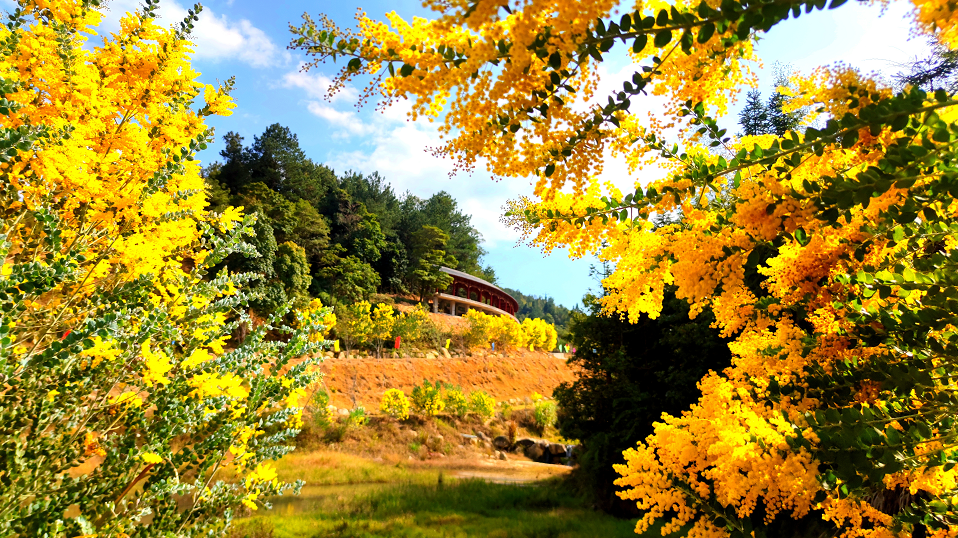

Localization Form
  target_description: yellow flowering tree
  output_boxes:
[336,300,372,357]
[294,0,958,535]
[369,302,396,358]
[521,317,558,352]
[0,1,331,536]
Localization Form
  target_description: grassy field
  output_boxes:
[231,479,642,538]
[229,452,645,538]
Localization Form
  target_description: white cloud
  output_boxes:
[96,0,286,68]
[282,66,359,103]
[306,102,376,136]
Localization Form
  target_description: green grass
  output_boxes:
[271,451,443,487]
[232,478,642,538]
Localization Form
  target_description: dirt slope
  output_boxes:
[316,350,576,410]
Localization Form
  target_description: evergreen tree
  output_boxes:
[738,89,769,136]
[766,67,804,136]
[407,225,457,301]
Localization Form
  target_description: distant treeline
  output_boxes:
[204,123,497,314]
[502,287,575,337]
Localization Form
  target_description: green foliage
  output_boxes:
[407,225,456,300]
[554,289,731,514]
[317,251,380,304]
[205,126,497,306]
[234,477,642,538]
[275,241,312,306]
[738,89,769,136]
[468,390,496,419]
[443,385,469,417]
[0,211,332,536]
[533,400,557,432]
[502,286,573,339]
[347,406,368,427]
[410,379,444,416]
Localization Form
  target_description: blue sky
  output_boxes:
[11,0,931,308]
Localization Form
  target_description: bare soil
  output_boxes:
[316,350,576,410]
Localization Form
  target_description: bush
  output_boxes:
[522,318,558,352]
[348,406,368,427]
[380,389,410,420]
[411,379,445,416]
[392,304,430,345]
[534,400,557,432]
[309,389,331,425]
[443,386,469,417]
[469,390,496,419]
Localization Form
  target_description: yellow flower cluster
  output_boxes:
[380,388,410,420]
[463,309,557,351]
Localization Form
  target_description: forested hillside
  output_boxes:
[203,124,498,312]
[502,287,574,336]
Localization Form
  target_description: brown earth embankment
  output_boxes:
[316,350,576,410]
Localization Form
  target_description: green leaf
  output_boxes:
[654,30,672,47]
[632,34,648,53]
[346,58,362,72]
[399,64,414,77]
[544,164,555,177]
[697,22,715,43]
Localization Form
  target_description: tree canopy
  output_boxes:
[203,124,496,310]
[294,0,958,535]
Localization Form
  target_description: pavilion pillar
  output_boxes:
[432,292,439,313]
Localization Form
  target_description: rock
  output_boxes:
[523,396,533,405]
[495,450,503,459]
[549,443,566,456]
[338,408,350,416]
[492,435,510,450]
[498,451,508,461]
[515,438,536,449]
[461,434,478,445]
[475,431,490,442]
[404,429,418,438]
[440,347,451,359]
[524,443,545,460]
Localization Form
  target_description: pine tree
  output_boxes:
[766,68,803,136]
[738,89,769,136]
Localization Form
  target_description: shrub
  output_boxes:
[337,301,372,357]
[464,309,495,347]
[370,303,396,358]
[0,4,331,534]
[380,389,410,420]
[469,390,496,419]
[310,389,331,425]
[489,315,525,349]
[347,406,368,427]
[522,318,558,352]
[411,379,445,416]
[443,386,469,417]
[392,304,430,345]
[534,400,558,432]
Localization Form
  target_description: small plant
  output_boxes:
[469,390,496,419]
[531,391,544,402]
[411,379,445,416]
[310,389,331,425]
[380,389,411,420]
[506,420,518,446]
[534,400,557,432]
[348,406,368,427]
[443,385,469,417]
